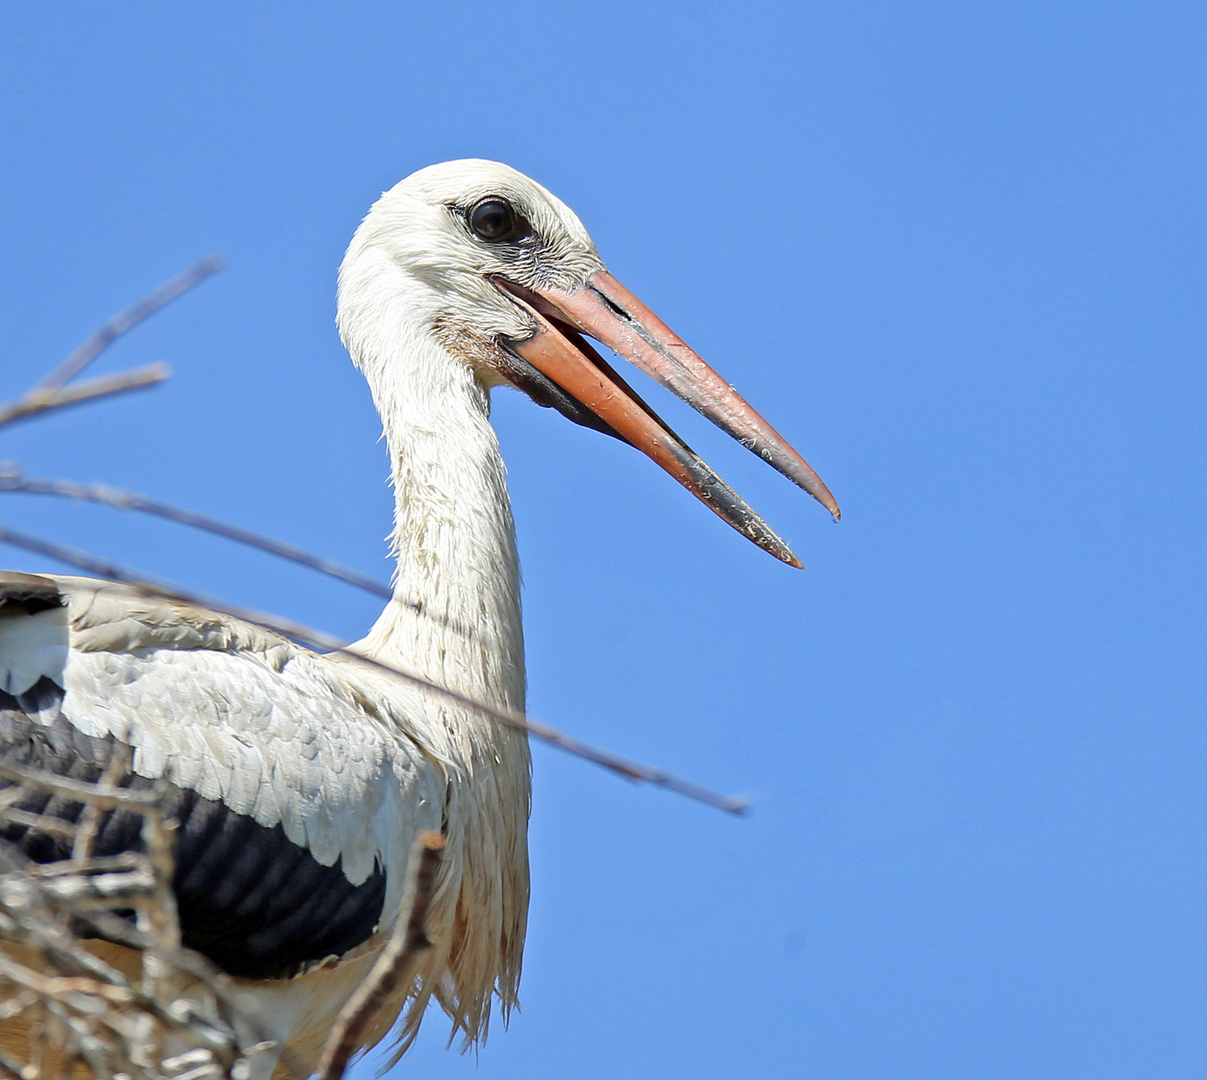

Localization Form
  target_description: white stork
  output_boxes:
[0,160,838,1076]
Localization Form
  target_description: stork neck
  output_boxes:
[356,335,525,712]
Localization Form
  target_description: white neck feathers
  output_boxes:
[362,335,526,712]
[340,244,526,709]
[337,242,530,1047]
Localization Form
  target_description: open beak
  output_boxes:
[495,270,839,569]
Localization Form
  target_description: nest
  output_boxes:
[0,751,277,1080]
[0,749,446,1080]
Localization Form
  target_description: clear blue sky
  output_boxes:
[1,3,1203,1077]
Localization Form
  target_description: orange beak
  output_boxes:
[496,270,839,568]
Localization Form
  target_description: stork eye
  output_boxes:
[469,198,527,243]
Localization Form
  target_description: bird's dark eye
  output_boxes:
[469,198,527,243]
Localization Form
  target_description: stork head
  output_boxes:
[338,159,838,568]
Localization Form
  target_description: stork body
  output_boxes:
[0,161,837,1076]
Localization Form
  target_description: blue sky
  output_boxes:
[1,3,1204,1077]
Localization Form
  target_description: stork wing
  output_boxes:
[0,573,444,979]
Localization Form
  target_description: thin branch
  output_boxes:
[0,364,171,431]
[27,853,144,878]
[0,466,498,643]
[0,255,223,436]
[138,796,182,1001]
[0,466,391,601]
[0,808,78,840]
[0,760,161,810]
[34,256,225,393]
[32,869,155,906]
[71,742,132,862]
[316,832,445,1080]
[0,523,750,815]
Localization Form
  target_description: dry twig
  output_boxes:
[0,365,172,430]
[33,257,224,393]
[0,256,223,433]
[0,465,392,601]
[316,832,445,1080]
[0,465,494,643]
[0,522,748,816]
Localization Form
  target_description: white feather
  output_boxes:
[0,604,68,695]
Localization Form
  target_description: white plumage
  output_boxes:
[0,160,838,1077]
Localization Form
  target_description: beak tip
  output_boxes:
[809,485,841,522]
